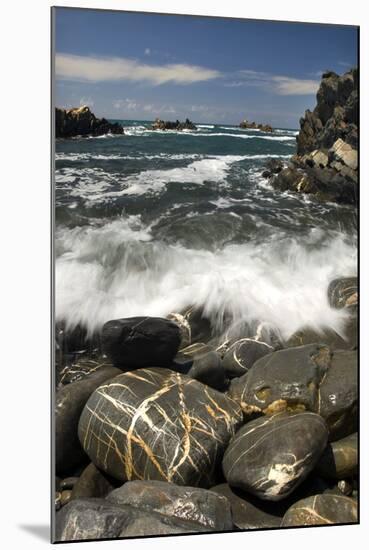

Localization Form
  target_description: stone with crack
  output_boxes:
[228,344,331,417]
[106,480,233,530]
[222,411,328,501]
[281,494,357,526]
[78,368,243,487]
[222,338,274,379]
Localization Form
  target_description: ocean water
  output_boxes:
[55,120,357,341]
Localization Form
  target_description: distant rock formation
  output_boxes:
[239,120,273,132]
[265,68,358,204]
[151,118,197,131]
[55,105,124,138]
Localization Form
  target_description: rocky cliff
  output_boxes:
[264,68,358,204]
[55,105,124,138]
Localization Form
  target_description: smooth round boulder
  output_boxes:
[101,317,181,368]
[55,365,122,476]
[328,277,357,309]
[222,338,274,379]
[168,307,212,348]
[281,494,357,526]
[71,463,117,500]
[318,350,357,440]
[58,357,113,386]
[107,480,233,531]
[78,368,243,488]
[316,433,357,479]
[228,344,331,416]
[188,351,227,390]
[222,412,328,501]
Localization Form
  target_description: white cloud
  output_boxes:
[56,53,221,85]
[113,98,138,110]
[226,69,319,95]
[144,48,151,56]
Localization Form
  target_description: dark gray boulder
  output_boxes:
[55,365,121,476]
[222,412,328,501]
[78,368,243,487]
[101,317,181,368]
[316,433,357,479]
[222,338,273,379]
[107,480,233,531]
[281,494,358,526]
[188,350,227,390]
[328,277,357,309]
[228,344,331,417]
[318,350,357,441]
[71,463,117,500]
[211,483,286,529]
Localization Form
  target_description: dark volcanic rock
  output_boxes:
[101,317,181,369]
[55,365,121,476]
[316,433,357,479]
[152,117,197,131]
[188,351,227,390]
[228,344,331,416]
[318,350,357,441]
[265,158,284,174]
[222,338,274,379]
[168,307,212,348]
[222,412,328,501]
[78,368,243,487]
[107,480,233,531]
[55,498,211,541]
[239,119,273,132]
[281,494,358,526]
[211,483,286,529]
[328,277,358,309]
[55,106,124,138]
[71,463,117,500]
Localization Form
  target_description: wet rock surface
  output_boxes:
[107,480,233,530]
[55,365,121,476]
[281,494,358,526]
[71,463,117,500]
[78,367,243,487]
[318,350,357,441]
[328,277,358,309]
[222,412,328,501]
[101,317,181,369]
[222,338,274,379]
[152,118,197,131]
[228,344,331,416]
[316,433,357,479]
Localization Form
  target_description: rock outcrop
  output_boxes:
[55,105,124,138]
[240,119,273,132]
[151,117,197,131]
[265,68,358,204]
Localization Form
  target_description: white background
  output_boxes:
[0,0,367,548]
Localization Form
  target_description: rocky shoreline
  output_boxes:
[263,68,358,204]
[55,105,125,138]
[54,276,358,541]
[151,117,197,131]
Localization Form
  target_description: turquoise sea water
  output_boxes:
[55,120,357,340]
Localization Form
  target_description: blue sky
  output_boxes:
[54,8,358,128]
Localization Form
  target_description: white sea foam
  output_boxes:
[55,217,356,339]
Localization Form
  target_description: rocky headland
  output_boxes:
[55,105,124,138]
[263,68,358,204]
[240,119,273,132]
[151,117,197,131]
